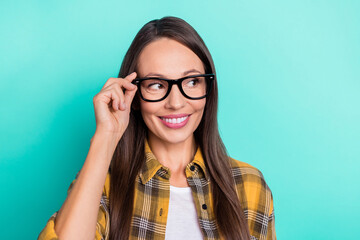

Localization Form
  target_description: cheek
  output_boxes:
[192,100,206,124]
[140,102,159,122]
[194,99,206,113]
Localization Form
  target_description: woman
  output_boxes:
[38,16,275,240]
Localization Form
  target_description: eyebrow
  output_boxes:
[143,69,202,78]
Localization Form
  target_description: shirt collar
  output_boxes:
[139,139,210,184]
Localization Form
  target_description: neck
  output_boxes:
[147,132,197,176]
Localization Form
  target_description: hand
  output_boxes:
[92,72,138,139]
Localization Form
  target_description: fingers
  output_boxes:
[102,72,137,89]
[124,84,138,109]
[101,72,138,111]
[110,84,124,111]
[124,72,137,82]
[115,81,137,110]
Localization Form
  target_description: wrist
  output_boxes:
[91,131,120,153]
[94,128,123,142]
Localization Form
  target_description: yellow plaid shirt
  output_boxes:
[38,141,276,240]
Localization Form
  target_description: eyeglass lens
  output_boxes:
[140,76,208,101]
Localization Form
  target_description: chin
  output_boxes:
[149,129,194,145]
[163,132,193,144]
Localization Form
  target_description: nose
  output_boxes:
[164,84,186,110]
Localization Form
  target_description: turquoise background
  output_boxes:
[1,0,359,239]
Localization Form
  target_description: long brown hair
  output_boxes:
[109,16,251,240]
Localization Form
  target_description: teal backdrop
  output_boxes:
[1,0,359,239]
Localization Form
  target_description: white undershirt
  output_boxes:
[165,185,203,240]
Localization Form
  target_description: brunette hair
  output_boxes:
[109,16,251,240]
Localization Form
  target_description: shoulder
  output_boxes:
[228,157,267,182]
[228,157,274,216]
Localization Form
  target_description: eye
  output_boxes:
[184,78,200,87]
[143,80,166,91]
[148,83,164,90]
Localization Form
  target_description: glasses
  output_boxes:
[131,73,215,102]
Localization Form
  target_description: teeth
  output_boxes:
[161,116,188,124]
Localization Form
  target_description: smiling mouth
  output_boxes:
[159,115,189,124]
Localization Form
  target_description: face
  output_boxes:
[136,37,206,145]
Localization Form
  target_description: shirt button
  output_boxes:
[159,208,163,216]
[190,165,195,171]
[202,204,207,210]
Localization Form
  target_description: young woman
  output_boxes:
[38,16,275,240]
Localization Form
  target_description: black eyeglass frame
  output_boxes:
[131,73,215,102]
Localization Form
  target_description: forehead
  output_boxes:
[136,37,204,78]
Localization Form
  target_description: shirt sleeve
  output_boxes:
[229,158,277,240]
[266,192,276,240]
[37,172,110,240]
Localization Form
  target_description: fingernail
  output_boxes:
[122,103,126,110]
[118,103,121,110]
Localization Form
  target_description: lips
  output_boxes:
[158,114,191,129]
[160,113,189,118]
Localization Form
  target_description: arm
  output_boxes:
[38,131,117,240]
[266,194,276,240]
[229,158,276,240]
[38,73,138,240]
